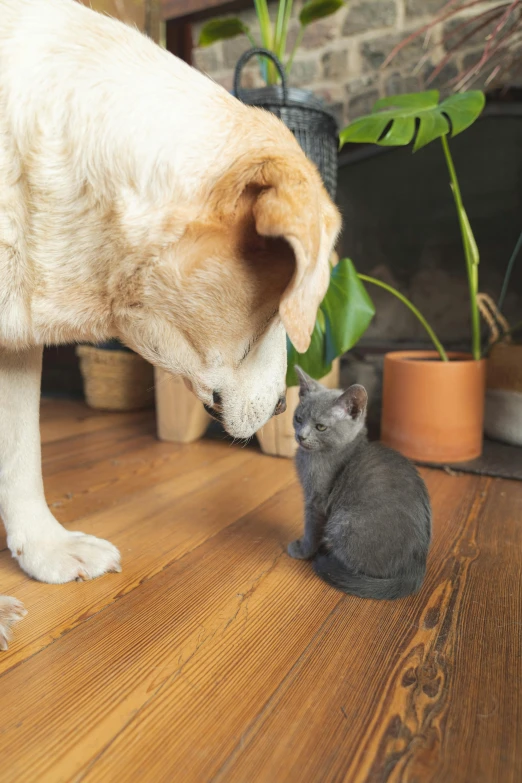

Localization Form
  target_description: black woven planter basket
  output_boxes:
[233,48,338,199]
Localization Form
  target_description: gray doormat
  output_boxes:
[416,438,522,481]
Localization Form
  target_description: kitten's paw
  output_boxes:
[287,539,314,560]
[0,596,27,651]
[13,531,121,584]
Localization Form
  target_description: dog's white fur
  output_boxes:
[0,0,340,646]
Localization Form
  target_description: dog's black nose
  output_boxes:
[212,391,222,409]
[274,395,287,416]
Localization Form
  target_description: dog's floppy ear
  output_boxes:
[252,158,341,352]
[211,153,341,353]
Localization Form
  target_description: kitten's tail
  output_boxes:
[313,553,423,601]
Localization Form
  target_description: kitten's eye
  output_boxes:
[316,424,327,432]
[295,415,302,424]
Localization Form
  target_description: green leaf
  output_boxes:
[198,18,249,47]
[299,0,344,28]
[340,90,485,152]
[321,258,375,364]
[286,312,332,387]
[372,91,439,111]
[285,259,375,386]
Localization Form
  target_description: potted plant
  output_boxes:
[198,0,346,86]
[198,0,347,199]
[337,89,488,463]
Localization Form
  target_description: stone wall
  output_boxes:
[192,0,520,128]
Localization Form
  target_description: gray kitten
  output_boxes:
[288,367,431,600]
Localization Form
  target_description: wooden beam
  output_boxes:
[165,17,193,63]
[161,0,232,20]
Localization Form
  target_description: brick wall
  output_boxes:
[192,0,520,128]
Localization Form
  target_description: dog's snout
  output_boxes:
[274,395,287,416]
[212,391,222,409]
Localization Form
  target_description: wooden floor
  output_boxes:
[0,400,521,783]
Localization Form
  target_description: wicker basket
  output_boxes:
[233,48,338,199]
[77,344,154,411]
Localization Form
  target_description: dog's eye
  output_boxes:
[316,424,327,432]
[295,415,302,424]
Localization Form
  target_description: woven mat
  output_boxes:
[417,438,522,481]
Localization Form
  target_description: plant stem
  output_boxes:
[440,134,481,360]
[274,0,286,59]
[358,274,449,361]
[280,0,293,61]
[498,225,522,313]
[254,0,275,83]
[274,0,293,61]
[286,27,304,75]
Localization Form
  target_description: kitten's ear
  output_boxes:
[295,365,321,397]
[333,385,368,420]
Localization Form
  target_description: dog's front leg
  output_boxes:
[0,346,121,583]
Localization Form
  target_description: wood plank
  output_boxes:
[40,403,153,445]
[0,483,316,781]
[75,470,470,782]
[1,401,520,783]
[212,476,522,783]
[0,447,294,673]
[0,470,474,781]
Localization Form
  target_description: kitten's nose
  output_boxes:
[298,433,307,443]
[274,395,287,416]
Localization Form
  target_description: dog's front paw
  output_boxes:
[14,531,121,584]
[287,538,314,560]
[0,596,27,651]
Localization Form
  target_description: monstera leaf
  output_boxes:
[198,18,251,47]
[321,258,375,363]
[340,90,485,152]
[286,258,375,387]
[286,310,331,388]
[299,0,345,27]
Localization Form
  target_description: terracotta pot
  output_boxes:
[381,351,486,463]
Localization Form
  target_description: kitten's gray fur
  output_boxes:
[288,367,431,600]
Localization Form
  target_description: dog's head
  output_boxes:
[112,149,341,438]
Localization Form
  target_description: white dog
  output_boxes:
[0,0,340,648]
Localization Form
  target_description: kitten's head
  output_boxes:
[293,366,368,452]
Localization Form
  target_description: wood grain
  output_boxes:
[0,401,520,783]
